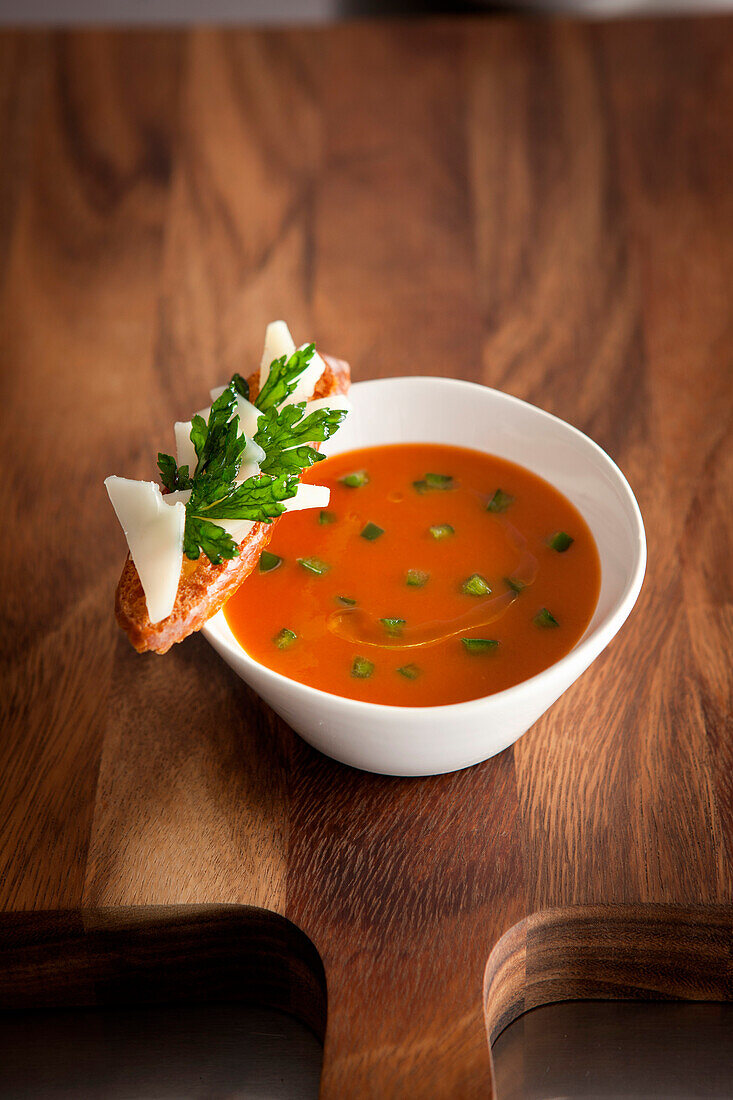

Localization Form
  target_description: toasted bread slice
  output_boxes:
[115,354,350,654]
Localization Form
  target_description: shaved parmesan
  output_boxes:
[105,477,185,624]
[283,483,330,512]
[242,435,266,466]
[236,460,261,484]
[260,320,296,389]
[302,394,351,445]
[174,422,197,473]
[235,395,261,440]
[302,393,352,422]
[216,518,257,546]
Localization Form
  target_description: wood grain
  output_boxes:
[484,904,733,1046]
[0,906,326,1039]
[1,17,732,1098]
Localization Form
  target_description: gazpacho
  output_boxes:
[224,443,601,706]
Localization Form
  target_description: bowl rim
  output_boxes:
[203,375,647,716]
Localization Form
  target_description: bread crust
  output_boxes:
[114,354,351,654]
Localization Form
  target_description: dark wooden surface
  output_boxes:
[0,907,326,1032]
[1,16,732,1098]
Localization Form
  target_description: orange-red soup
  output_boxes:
[225,444,601,707]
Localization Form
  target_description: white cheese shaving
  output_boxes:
[302,394,351,417]
[242,435,266,466]
[236,460,261,484]
[259,320,296,390]
[104,477,185,624]
[235,395,261,440]
[300,394,352,441]
[216,518,257,546]
[282,483,330,512]
[174,422,197,472]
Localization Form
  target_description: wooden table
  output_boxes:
[1,15,732,1098]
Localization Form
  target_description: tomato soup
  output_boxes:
[224,443,601,707]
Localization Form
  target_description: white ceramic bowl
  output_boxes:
[203,377,646,776]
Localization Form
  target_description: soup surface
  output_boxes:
[225,443,601,707]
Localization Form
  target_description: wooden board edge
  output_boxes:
[0,905,327,1042]
[484,903,733,1047]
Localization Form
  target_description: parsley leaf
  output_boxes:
[183,517,237,564]
[190,472,299,523]
[183,383,301,563]
[157,453,192,492]
[255,344,316,411]
[189,415,208,466]
[159,351,346,566]
[230,373,249,400]
[192,387,246,483]
[184,472,298,565]
[255,402,348,475]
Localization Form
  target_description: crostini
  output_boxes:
[105,322,351,654]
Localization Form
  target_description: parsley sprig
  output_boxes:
[158,380,299,565]
[255,344,316,412]
[157,454,191,493]
[156,350,346,566]
[184,469,299,564]
[255,402,347,475]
